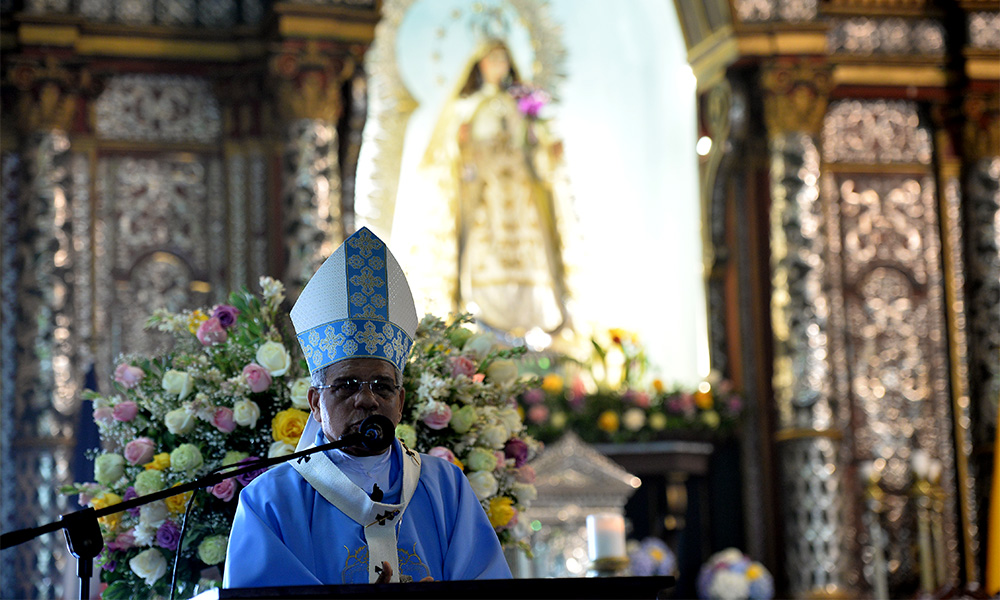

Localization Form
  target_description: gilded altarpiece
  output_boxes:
[821,100,961,590]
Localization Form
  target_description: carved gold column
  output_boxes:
[271,40,353,297]
[763,61,854,597]
[4,57,83,600]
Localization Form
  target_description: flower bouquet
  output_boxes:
[397,314,541,552]
[696,548,774,600]
[64,287,540,598]
[62,277,308,599]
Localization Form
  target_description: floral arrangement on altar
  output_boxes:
[397,314,541,552]
[696,548,774,600]
[62,282,539,599]
[519,329,743,444]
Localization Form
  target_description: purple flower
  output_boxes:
[235,457,266,487]
[212,304,240,329]
[101,560,117,572]
[504,438,529,468]
[156,521,181,551]
[123,487,140,517]
[522,388,545,405]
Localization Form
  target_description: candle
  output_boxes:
[586,513,627,561]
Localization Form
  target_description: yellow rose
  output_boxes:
[91,492,122,530]
[165,483,193,514]
[597,410,619,433]
[256,341,291,377]
[541,374,564,393]
[652,379,664,394]
[487,496,516,529]
[187,310,208,335]
[144,452,171,470]
[272,408,309,445]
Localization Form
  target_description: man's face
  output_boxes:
[307,357,405,456]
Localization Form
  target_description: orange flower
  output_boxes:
[652,379,664,394]
[597,410,620,433]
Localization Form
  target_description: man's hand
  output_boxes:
[375,561,393,584]
[374,561,434,583]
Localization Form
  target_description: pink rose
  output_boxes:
[93,407,113,423]
[124,437,156,465]
[212,407,236,433]
[514,464,536,484]
[634,392,651,409]
[422,404,452,430]
[108,529,135,551]
[196,317,227,346]
[527,405,549,424]
[242,363,272,393]
[428,446,456,464]
[210,479,236,502]
[114,364,145,388]
[211,304,240,329]
[112,401,138,422]
[448,356,478,378]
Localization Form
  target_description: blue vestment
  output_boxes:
[223,438,511,587]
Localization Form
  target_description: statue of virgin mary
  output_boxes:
[395,39,575,338]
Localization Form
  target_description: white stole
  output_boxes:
[292,441,421,583]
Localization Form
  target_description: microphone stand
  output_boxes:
[1,424,388,600]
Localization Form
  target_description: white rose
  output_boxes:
[512,482,538,505]
[164,408,195,435]
[162,369,194,399]
[623,407,646,432]
[289,378,311,409]
[233,399,261,428]
[268,441,295,458]
[133,523,156,547]
[129,548,167,586]
[486,359,518,386]
[497,407,522,435]
[463,333,496,361]
[479,424,509,450]
[467,471,498,500]
[139,500,168,529]
[256,341,291,376]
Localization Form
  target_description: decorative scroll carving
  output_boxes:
[38,0,259,25]
[962,94,999,163]
[770,134,832,428]
[828,174,961,586]
[828,18,946,56]
[735,0,817,22]
[968,12,1000,50]
[228,151,248,290]
[780,437,848,592]
[762,63,832,137]
[0,152,22,596]
[94,75,222,144]
[248,150,268,280]
[966,158,1000,442]
[271,42,352,123]
[822,100,933,165]
[198,0,237,28]
[98,155,215,357]
[282,119,343,296]
[10,131,78,599]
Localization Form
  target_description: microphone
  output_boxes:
[355,414,395,453]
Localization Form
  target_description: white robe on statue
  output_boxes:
[222,436,511,587]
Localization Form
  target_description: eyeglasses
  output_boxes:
[315,378,401,401]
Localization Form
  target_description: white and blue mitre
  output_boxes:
[290,227,418,376]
